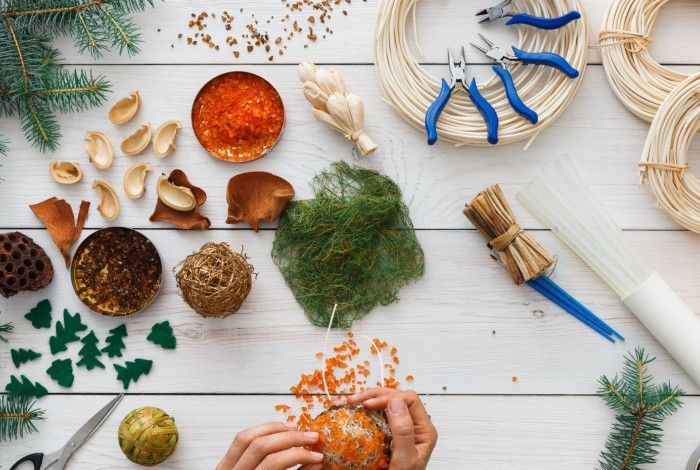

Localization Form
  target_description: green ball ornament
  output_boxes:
[118,406,178,466]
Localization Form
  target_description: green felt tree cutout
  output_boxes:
[597,348,684,470]
[5,375,48,398]
[11,348,42,368]
[147,321,176,350]
[0,394,45,442]
[49,309,88,354]
[47,359,74,388]
[24,299,52,329]
[101,324,128,358]
[114,359,152,390]
[76,331,105,370]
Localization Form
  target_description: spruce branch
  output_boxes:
[0,393,45,441]
[597,347,684,470]
[0,321,12,342]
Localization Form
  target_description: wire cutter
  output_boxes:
[425,46,498,145]
[476,0,581,29]
[10,394,123,470]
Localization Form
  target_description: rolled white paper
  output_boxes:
[622,271,700,386]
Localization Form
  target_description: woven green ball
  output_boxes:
[118,406,178,466]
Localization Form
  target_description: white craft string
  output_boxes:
[374,0,589,147]
[640,72,700,233]
[321,303,338,402]
[361,334,386,387]
[598,0,689,122]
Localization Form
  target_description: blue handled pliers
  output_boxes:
[476,0,581,29]
[425,46,498,145]
[470,34,579,124]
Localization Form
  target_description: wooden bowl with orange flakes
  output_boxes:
[191,71,285,163]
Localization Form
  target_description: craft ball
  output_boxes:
[118,406,178,466]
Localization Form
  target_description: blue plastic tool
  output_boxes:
[425,47,498,145]
[476,0,581,29]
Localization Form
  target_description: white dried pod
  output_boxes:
[298,61,317,83]
[123,162,151,199]
[303,82,329,111]
[326,93,354,133]
[49,160,83,184]
[345,93,365,130]
[312,108,345,134]
[121,123,152,156]
[109,91,141,125]
[315,69,344,95]
[156,175,196,211]
[92,179,120,221]
[330,70,346,94]
[85,131,114,170]
[152,120,182,158]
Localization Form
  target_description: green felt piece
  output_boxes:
[114,359,153,390]
[24,299,52,329]
[11,348,42,368]
[48,309,88,355]
[5,375,48,398]
[62,309,87,335]
[46,359,74,388]
[76,331,105,370]
[147,321,176,350]
[101,324,127,358]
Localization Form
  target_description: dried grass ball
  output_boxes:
[309,405,392,470]
[175,242,254,318]
[118,406,178,466]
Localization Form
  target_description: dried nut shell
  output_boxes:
[49,160,83,184]
[85,131,114,170]
[226,172,295,231]
[156,175,196,211]
[92,180,120,221]
[109,91,141,125]
[123,162,152,199]
[153,120,182,158]
[121,123,152,156]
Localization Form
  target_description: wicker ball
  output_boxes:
[175,242,254,318]
[309,405,392,470]
[118,407,178,466]
[0,232,53,298]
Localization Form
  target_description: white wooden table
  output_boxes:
[2,1,700,468]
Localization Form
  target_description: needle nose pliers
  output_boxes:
[425,46,498,145]
[476,0,581,29]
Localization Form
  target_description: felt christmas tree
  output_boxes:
[24,299,52,329]
[0,394,45,441]
[147,321,176,350]
[101,324,128,358]
[11,348,42,368]
[47,358,74,388]
[49,309,87,354]
[5,375,48,398]
[76,331,105,370]
[114,359,152,390]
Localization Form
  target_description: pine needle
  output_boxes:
[0,394,45,441]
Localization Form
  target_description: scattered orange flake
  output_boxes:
[512,376,518,383]
[316,352,323,359]
[406,375,414,382]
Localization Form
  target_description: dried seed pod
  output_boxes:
[49,160,83,184]
[315,68,345,95]
[124,162,152,199]
[152,120,182,158]
[0,232,53,298]
[29,198,90,268]
[109,91,141,125]
[121,123,152,156]
[150,170,210,230]
[297,61,317,83]
[85,131,114,170]
[226,172,295,231]
[156,175,196,211]
[92,180,120,221]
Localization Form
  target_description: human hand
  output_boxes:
[216,421,324,470]
[343,388,438,470]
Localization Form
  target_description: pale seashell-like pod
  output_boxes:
[315,69,344,96]
[303,82,329,111]
[298,62,317,84]
[152,120,182,158]
[121,123,152,156]
[109,91,141,125]
[156,175,196,212]
[85,131,114,170]
[49,160,83,184]
[123,162,151,199]
[92,179,120,221]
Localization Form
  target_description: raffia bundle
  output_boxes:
[118,407,178,466]
[175,242,254,318]
[298,61,378,156]
[464,184,552,285]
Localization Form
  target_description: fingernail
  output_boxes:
[310,451,324,461]
[285,423,298,430]
[304,432,319,440]
[363,397,378,405]
[389,397,407,414]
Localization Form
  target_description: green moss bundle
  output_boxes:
[118,406,178,466]
[272,161,424,328]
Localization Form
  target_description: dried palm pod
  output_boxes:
[150,169,210,230]
[109,91,141,125]
[226,172,295,231]
[29,197,90,268]
[121,123,152,156]
[49,161,83,184]
[0,232,53,298]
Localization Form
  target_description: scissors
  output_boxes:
[10,394,123,470]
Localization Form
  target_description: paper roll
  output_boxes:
[622,271,700,386]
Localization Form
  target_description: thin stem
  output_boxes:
[620,413,643,470]
[1,0,103,19]
[606,382,636,413]
[637,357,645,408]
[35,85,101,94]
[76,12,97,51]
[646,393,680,414]
[98,4,131,46]
[321,304,338,403]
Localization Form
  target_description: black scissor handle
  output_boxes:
[10,452,44,470]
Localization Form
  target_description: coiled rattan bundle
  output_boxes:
[599,0,688,122]
[374,0,589,147]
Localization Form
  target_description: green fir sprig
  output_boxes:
[0,0,155,151]
[0,310,12,342]
[0,393,45,441]
[597,348,684,470]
